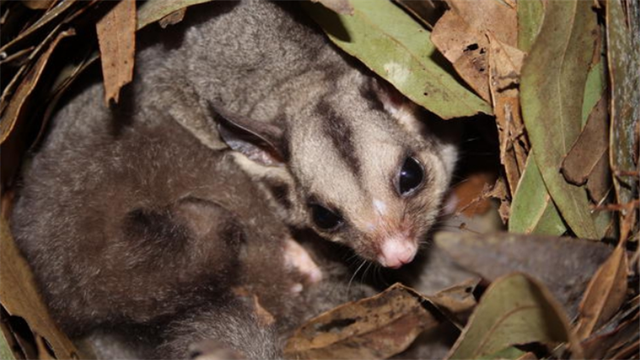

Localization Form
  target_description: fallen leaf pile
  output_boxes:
[0,0,638,359]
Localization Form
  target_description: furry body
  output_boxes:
[11,0,454,357]
[139,0,459,268]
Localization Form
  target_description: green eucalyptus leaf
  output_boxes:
[447,273,581,359]
[303,0,491,119]
[582,61,606,127]
[0,329,14,360]
[520,0,598,239]
[517,0,544,53]
[509,154,566,236]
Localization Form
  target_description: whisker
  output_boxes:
[362,261,374,283]
[348,258,367,296]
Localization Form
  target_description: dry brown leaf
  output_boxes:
[574,245,629,340]
[609,339,639,359]
[21,0,55,10]
[429,278,479,327]
[619,201,638,246]
[159,8,186,28]
[582,308,639,359]
[587,150,613,203]
[431,11,491,102]
[452,172,496,217]
[0,29,74,144]
[35,336,55,360]
[0,218,78,359]
[484,177,510,223]
[96,0,136,104]
[284,284,443,360]
[0,47,35,67]
[487,33,528,196]
[435,231,614,319]
[446,0,517,47]
[0,0,77,55]
[562,96,609,186]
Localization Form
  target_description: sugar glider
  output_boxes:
[139,0,460,269]
[10,0,455,357]
[10,81,330,357]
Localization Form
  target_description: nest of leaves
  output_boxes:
[0,0,638,359]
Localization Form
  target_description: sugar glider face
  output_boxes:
[285,81,457,269]
[217,77,458,269]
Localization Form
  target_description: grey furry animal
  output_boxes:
[11,97,321,357]
[144,0,459,269]
[11,0,455,357]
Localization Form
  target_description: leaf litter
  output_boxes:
[446,273,582,360]
[1,0,639,359]
[95,0,136,105]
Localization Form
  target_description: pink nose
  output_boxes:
[377,238,418,269]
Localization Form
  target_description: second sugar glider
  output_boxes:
[155,0,460,269]
[10,80,324,358]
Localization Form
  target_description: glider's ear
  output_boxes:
[210,102,287,167]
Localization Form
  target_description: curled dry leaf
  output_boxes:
[0,218,78,359]
[431,10,491,102]
[574,245,629,340]
[21,0,55,11]
[429,278,479,327]
[303,0,491,119]
[284,283,447,360]
[487,33,527,196]
[0,29,75,144]
[444,0,517,47]
[561,96,610,187]
[435,231,613,319]
[159,8,187,28]
[446,273,582,360]
[0,0,77,56]
[581,296,639,359]
[520,0,599,239]
[430,0,518,101]
[137,0,219,30]
[96,0,136,105]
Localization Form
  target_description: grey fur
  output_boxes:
[11,0,453,357]
[135,0,460,266]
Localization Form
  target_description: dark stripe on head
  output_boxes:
[316,101,362,180]
[265,181,292,211]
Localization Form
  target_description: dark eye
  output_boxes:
[310,204,343,231]
[398,157,424,196]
